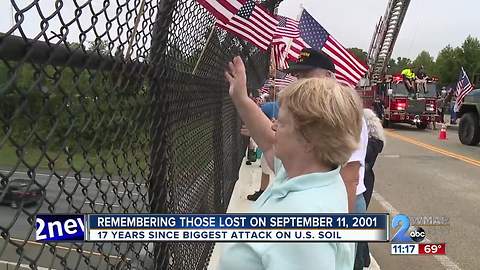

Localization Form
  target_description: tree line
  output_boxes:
[2,35,478,150]
[348,35,480,87]
[0,40,150,151]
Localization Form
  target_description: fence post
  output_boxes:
[149,0,177,269]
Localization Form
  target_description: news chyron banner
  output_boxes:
[36,214,389,242]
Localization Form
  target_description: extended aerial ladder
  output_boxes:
[364,0,440,130]
[367,0,411,83]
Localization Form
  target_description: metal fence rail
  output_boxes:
[0,0,279,269]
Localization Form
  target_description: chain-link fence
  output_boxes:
[0,0,280,269]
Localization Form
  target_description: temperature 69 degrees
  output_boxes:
[419,243,446,255]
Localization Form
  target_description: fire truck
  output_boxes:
[358,0,440,129]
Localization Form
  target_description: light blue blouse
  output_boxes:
[219,159,355,270]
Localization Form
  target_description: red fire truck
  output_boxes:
[372,76,440,129]
[358,0,440,129]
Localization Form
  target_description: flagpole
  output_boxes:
[270,47,277,86]
[270,5,279,115]
[192,25,216,75]
[269,26,278,118]
[125,0,147,59]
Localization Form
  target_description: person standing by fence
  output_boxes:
[285,49,368,215]
[220,56,362,270]
[285,49,369,269]
[247,86,279,201]
[354,108,385,269]
[362,108,385,208]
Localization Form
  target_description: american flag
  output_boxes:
[259,78,273,94]
[275,70,297,88]
[285,37,309,61]
[197,0,278,51]
[275,16,300,38]
[454,67,474,112]
[298,10,368,87]
[272,36,310,69]
[271,16,308,69]
[259,71,297,94]
[196,0,239,23]
[272,40,289,70]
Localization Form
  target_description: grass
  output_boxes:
[0,142,149,176]
[0,117,216,178]
[171,118,215,176]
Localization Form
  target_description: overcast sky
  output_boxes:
[1,1,479,60]
[0,0,151,59]
[279,0,480,59]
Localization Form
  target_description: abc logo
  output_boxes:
[408,227,426,242]
[391,214,426,243]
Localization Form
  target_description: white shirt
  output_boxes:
[348,118,368,195]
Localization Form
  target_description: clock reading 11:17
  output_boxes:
[391,244,446,255]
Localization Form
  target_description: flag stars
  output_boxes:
[237,0,255,19]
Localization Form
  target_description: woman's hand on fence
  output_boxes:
[225,56,248,101]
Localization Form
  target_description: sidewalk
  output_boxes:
[207,157,381,270]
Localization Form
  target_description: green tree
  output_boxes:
[432,36,480,86]
[88,39,109,55]
[388,57,412,74]
[348,47,368,63]
[413,51,436,75]
[387,58,397,74]
[396,57,412,69]
[435,45,463,85]
[460,36,480,79]
[0,61,8,93]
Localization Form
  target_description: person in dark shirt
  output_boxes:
[354,109,385,270]
[415,65,426,80]
[415,66,428,94]
[362,108,385,207]
[437,87,447,123]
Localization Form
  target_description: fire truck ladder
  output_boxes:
[367,0,411,83]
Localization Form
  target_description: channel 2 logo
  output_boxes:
[391,214,426,243]
[36,214,85,241]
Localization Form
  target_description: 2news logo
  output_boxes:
[391,214,426,243]
[36,214,85,241]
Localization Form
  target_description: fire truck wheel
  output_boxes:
[458,112,480,146]
[416,123,428,129]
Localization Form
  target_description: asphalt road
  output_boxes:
[0,169,151,269]
[368,122,480,270]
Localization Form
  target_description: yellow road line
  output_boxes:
[385,130,480,168]
[8,237,129,261]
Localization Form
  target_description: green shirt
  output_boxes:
[401,68,416,79]
[219,159,355,270]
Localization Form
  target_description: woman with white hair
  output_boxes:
[362,108,386,208]
[355,108,386,269]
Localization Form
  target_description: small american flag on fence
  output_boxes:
[197,0,278,51]
[275,70,297,88]
[271,16,308,69]
[259,71,297,94]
